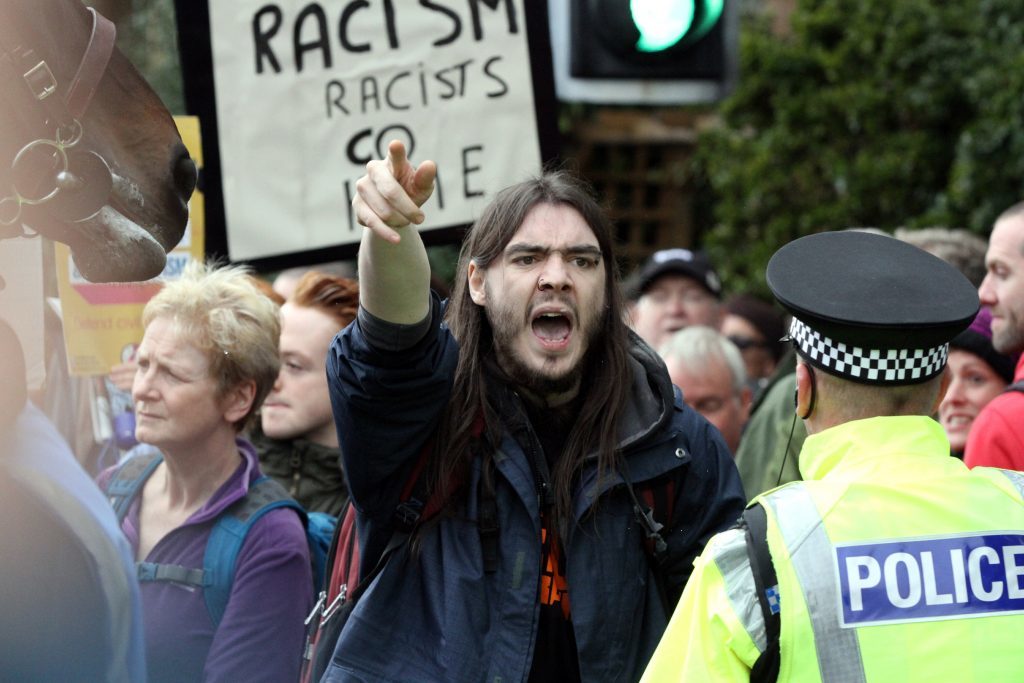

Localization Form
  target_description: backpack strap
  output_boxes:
[622,469,673,615]
[305,510,338,593]
[104,449,215,596]
[136,562,207,587]
[1005,380,1024,394]
[105,447,163,522]
[742,502,781,683]
[106,450,310,626]
[203,475,304,626]
[306,419,481,638]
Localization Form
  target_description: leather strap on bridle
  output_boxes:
[66,8,116,120]
[0,7,117,230]
[0,6,116,125]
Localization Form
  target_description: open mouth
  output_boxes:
[531,310,573,347]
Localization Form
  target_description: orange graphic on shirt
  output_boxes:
[539,525,571,619]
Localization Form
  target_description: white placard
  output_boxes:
[208,0,543,260]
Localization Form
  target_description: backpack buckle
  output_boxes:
[394,498,424,530]
[136,562,158,581]
[320,584,348,624]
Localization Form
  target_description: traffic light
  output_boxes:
[570,0,730,81]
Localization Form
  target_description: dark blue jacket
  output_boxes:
[325,298,745,682]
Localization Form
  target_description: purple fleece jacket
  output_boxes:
[99,440,312,683]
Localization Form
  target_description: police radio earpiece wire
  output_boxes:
[776,412,799,488]
[776,343,815,488]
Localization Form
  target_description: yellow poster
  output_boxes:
[56,116,205,376]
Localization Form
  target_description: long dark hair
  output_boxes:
[430,170,633,529]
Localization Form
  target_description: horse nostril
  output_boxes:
[174,153,198,199]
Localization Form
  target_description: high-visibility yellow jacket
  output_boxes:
[642,416,1024,683]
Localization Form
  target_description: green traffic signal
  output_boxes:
[630,0,725,53]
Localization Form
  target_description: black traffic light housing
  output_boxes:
[570,0,728,80]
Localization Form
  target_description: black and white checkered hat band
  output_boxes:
[789,317,948,384]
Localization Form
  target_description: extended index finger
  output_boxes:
[386,140,410,176]
[362,156,423,226]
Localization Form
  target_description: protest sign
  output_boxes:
[177,0,558,269]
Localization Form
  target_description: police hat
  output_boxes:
[635,248,722,298]
[766,231,979,385]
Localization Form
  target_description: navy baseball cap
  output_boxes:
[636,248,722,298]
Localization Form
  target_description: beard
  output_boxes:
[992,308,1024,355]
[485,286,603,397]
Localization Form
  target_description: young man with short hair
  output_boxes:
[256,271,358,516]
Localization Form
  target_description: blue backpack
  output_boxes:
[105,447,335,626]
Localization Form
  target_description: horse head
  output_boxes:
[0,0,196,283]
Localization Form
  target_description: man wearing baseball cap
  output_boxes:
[629,248,723,352]
[643,231,1024,682]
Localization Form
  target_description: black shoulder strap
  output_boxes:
[621,469,672,616]
[1005,380,1024,394]
[743,502,781,683]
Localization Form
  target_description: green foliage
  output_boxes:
[118,0,184,114]
[696,0,1024,297]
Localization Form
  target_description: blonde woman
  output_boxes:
[99,262,311,683]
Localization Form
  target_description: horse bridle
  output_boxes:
[0,7,117,237]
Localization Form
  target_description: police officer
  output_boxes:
[642,230,1024,682]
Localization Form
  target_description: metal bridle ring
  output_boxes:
[56,119,84,147]
[0,197,23,226]
[9,137,71,206]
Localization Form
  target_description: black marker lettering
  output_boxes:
[338,0,371,53]
[383,0,399,49]
[384,71,412,111]
[469,0,518,41]
[346,128,373,164]
[325,79,349,117]
[253,4,283,74]
[482,56,508,98]
[375,125,415,159]
[293,3,332,72]
[360,76,381,114]
[462,145,484,198]
[420,0,461,47]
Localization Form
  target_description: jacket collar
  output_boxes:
[187,438,260,525]
[799,415,949,482]
[615,329,675,452]
[250,424,341,463]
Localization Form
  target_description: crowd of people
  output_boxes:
[5,140,1024,681]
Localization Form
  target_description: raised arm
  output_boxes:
[352,140,437,325]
